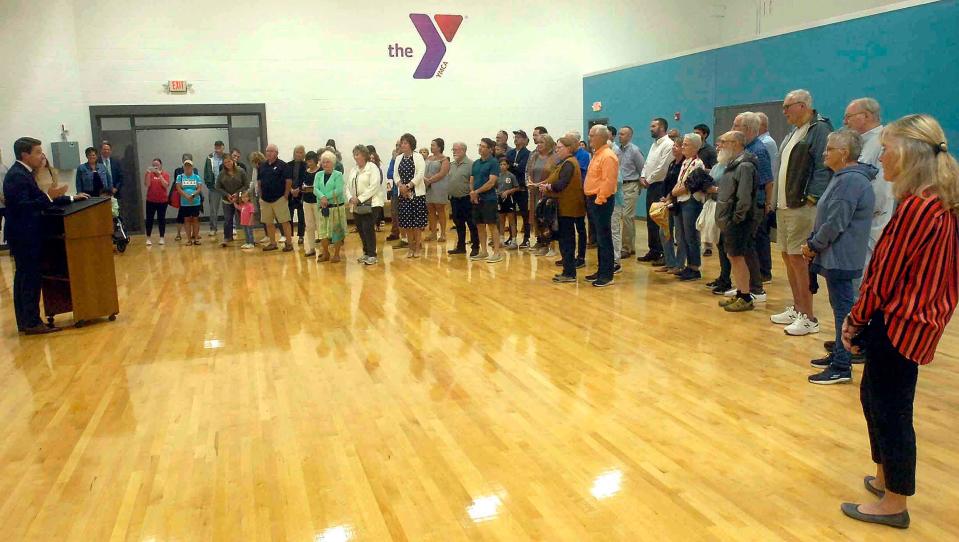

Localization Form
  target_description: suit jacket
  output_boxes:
[97,157,125,194]
[2,162,71,247]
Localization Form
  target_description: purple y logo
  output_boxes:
[409,14,463,79]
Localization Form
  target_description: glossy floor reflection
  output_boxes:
[0,229,957,541]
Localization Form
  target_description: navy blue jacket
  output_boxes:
[2,162,71,246]
[97,157,125,194]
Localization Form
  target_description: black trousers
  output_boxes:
[11,243,42,331]
[644,182,665,255]
[450,195,478,251]
[289,197,305,238]
[355,210,378,258]
[144,201,168,237]
[557,216,577,277]
[860,312,919,496]
[586,196,614,280]
[515,190,531,243]
[574,215,587,260]
[757,211,774,277]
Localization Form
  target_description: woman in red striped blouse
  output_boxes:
[839,114,959,529]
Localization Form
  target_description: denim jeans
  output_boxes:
[574,215,587,260]
[676,199,703,268]
[242,225,255,244]
[223,204,236,240]
[660,213,684,268]
[825,275,856,371]
[756,213,773,277]
[586,196,614,280]
[207,190,223,232]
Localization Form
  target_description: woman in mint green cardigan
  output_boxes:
[313,150,347,262]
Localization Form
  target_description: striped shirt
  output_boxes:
[849,194,959,364]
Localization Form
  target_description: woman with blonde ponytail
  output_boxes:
[838,114,958,529]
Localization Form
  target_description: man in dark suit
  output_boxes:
[3,137,88,334]
[97,141,124,195]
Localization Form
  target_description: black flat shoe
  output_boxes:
[840,503,909,529]
[864,476,885,499]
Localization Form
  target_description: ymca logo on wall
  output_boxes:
[409,14,464,79]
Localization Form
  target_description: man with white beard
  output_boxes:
[714,131,763,312]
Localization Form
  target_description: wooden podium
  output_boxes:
[41,197,119,327]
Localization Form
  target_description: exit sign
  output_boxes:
[168,80,188,93]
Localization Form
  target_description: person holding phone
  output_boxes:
[144,158,170,246]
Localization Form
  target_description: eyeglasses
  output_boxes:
[844,111,867,121]
[782,102,803,112]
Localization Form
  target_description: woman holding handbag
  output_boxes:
[314,150,347,263]
[347,145,383,265]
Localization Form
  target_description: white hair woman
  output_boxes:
[838,114,958,529]
[800,128,875,382]
[313,150,347,263]
[346,144,383,265]
[670,132,707,280]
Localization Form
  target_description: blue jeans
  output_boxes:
[675,199,703,268]
[826,275,856,371]
[660,213,685,268]
[242,225,255,244]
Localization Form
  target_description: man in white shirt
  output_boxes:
[637,117,673,263]
[843,97,894,274]
[769,89,834,337]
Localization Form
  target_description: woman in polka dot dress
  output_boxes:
[396,133,428,258]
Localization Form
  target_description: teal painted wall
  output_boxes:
[584,0,959,216]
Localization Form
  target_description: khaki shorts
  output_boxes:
[260,196,291,224]
[776,205,816,255]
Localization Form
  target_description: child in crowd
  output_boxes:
[175,159,204,245]
[497,157,519,248]
[102,187,119,218]
[235,191,257,249]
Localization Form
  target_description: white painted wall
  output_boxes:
[716,0,928,45]
[0,0,721,179]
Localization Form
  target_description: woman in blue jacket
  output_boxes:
[802,128,876,385]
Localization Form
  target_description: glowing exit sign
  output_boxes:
[168,80,188,93]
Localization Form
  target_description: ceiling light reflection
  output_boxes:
[315,524,354,542]
[467,494,503,523]
[590,469,623,500]
[203,339,224,349]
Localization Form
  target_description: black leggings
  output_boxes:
[860,312,919,496]
[145,201,168,237]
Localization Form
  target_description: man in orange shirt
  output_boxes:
[583,125,620,287]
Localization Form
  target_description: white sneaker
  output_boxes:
[723,288,737,297]
[771,305,799,325]
[259,236,271,244]
[785,314,820,336]
[751,292,768,303]
[241,243,254,249]
[280,236,287,243]
[487,252,503,263]
[145,239,152,246]
[544,248,557,257]
[159,238,165,245]
[208,230,216,237]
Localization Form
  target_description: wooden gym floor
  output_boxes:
[0,226,956,541]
